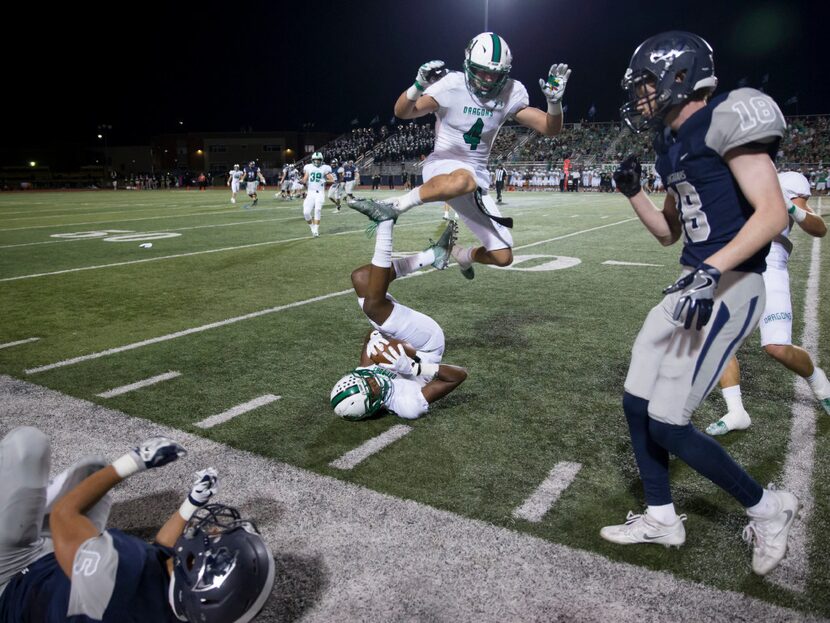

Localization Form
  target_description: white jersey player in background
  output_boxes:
[349,32,570,279]
[227,164,243,204]
[708,170,830,435]
[302,152,333,237]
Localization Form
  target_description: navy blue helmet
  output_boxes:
[620,31,718,133]
[169,504,275,623]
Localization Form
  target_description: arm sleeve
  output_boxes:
[507,80,530,117]
[704,88,786,157]
[778,171,811,200]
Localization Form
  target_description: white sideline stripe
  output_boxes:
[194,394,281,429]
[769,236,822,592]
[1,218,438,283]
[96,371,182,398]
[329,425,413,470]
[23,219,637,374]
[603,260,664,267]
[512,462,582,522]
[0,337,40,350]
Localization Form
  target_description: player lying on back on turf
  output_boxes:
[330,219,467,420]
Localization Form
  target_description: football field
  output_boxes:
[1,188,829,620]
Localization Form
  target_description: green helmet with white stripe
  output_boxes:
[330,366,393,420]
[464,32,512,98]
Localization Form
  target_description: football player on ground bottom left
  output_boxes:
[0,428,275,622]
[330,218,467,421]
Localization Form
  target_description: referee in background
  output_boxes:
[494,161,507,204]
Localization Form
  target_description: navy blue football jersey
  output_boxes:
[342,165,356,182]
[244,165,260,180]
[654,88,785,274]
[0,530,177,622]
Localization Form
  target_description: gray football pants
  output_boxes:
[0,427,109,593]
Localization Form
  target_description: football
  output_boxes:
[367,331,407,365]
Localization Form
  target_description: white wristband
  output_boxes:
[178,499,201,521]
[112,453,140,479]
[406,83,423,102]
[547,100,562,117]
[418,362,440,379]
[789,204,807,223]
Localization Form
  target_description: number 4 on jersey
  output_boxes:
[463,118,484,150]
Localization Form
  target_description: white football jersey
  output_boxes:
[424,71,529,185]
[385,376,429,420]
[769,171,812,263]
[229,170,243,181]
[303,163,332,192]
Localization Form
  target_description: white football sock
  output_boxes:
[393,187,424,214]
[371,220,394,268]
[747,489,778,517]
[647,503,678,525]
[451,245,474,267]
[721,385,745,413]
[806,366,828,390]
[392,249,436,276]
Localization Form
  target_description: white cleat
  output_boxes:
[706,409,751,436]
[600,510,687,548]
[743,488,800,576]
[231,198,236,204]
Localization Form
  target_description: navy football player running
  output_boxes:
[0,428,274,622]
[601,31,799,576]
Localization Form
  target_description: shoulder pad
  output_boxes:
[705,88,786,157]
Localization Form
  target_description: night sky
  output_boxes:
[6,0,824,148]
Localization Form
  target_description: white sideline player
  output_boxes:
[708,170,830,434]
[349,32,570,279]
[302,152,333,237]
[227,164,243,204]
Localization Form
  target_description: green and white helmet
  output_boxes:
[311,152,323,166]
[330,366,393,421]
[464,32,512,98]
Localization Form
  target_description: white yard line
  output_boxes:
[0,215,301,249]
[23,219,638,374]
[96,371,182,398]
[0,337,40,350]
[512,462,582,522]
[769,236,822,592]
[512,218,637,251]
[603,260,664,267]
[1,217,443,282]
[194,394,281,429]
[329,425,413,470]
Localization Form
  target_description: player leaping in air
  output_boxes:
[349,32,570,279]
[330,218,467,420]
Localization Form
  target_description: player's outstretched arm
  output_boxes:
[791,197,827,238]
[394,60,444,119]
[705,148,789,273]
[51,437,186,577]
[421,364,468,405]
[514,63,571,137]
[155,468,219,548]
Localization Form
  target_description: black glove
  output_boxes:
[662,263,722,330]
[614,155,642,198]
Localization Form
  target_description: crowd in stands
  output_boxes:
[322,127,383,163]
[372,122,435,163]
[780,116,830,165]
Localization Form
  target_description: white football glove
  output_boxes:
[365,330,390,359]
[112,436,186,478]
[408,60,447,101]
[380,344,416,378]
[416,60,447,87]
[539,63,571,107]
[187,468,219,507]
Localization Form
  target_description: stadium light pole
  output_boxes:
[484,0,488,31]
